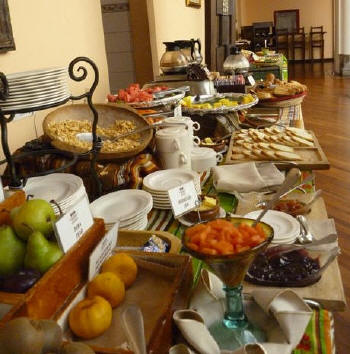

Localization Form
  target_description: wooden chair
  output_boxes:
[291,27,306,61]
[310,26,326,61]
[275,28,290,58]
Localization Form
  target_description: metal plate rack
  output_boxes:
[0,57,103,200]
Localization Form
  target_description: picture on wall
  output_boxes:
[274,9,300,33]
[0,0,15,52]
[186,0,201,8]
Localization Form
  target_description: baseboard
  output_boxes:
[288,58,334,63]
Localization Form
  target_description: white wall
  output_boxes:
[147,0,205,77]
[0,0,110,159]
[238,0,334,59]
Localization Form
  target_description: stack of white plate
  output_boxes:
[90,190,153,230]
[244,210,300,244]
[23,173,87,215]
[143,169,201,209]
[1,67,70,112]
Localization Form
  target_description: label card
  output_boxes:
[88,222,119,280]
[247,75,256,86]
[174,104,182,117]
[168,180,199,218]
[54,196,94,253]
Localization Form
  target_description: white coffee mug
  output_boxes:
[156,126,192,169]
[164,116,200,144]
[191,147,223,172]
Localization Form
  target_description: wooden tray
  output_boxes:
[225,130,330,170]
[117,229,181,254]
[241,197,346,311]
[0,218,106,314]
[54,252,192,354]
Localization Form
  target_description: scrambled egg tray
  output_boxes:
[181,94,255,110]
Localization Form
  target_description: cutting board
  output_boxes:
[225,130,330,170]
[242,197,346,311]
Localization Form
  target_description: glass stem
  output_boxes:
[223,285,247,329]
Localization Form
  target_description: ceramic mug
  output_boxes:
[164,116,200,144]
[191,147,223,172]
[155,126,192,169]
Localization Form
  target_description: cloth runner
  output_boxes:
[212,163,284,193]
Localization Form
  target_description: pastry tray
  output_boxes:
[225,130,330,170]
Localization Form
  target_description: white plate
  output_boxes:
[1,88,70,105]
[244,210,300,241]
[8,83,69,97]
[119,212,149,228]
[90,190,152,223]
[7,78,68,92]
[0,94,70,112]
[24,174,83,205]
[143,169,200,192]
[178,207,226,227]
[6,67,67,81]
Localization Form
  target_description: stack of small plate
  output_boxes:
[1,67,70,112]
[244,210,300,244]
[90,190,153,230]
[23,173,87,215]
[143,169,201,209]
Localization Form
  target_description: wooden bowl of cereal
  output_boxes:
[43,103,153,160]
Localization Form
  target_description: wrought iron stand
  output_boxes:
[0,56,103,200]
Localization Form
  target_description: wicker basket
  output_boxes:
[43,103,153,161]
[257,92,307,108]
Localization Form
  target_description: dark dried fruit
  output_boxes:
[0,268,41,293]
[246,249,321,287]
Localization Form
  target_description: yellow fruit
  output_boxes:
[68,295,112,339]
[102,253,138,288]
[87,272,125,308]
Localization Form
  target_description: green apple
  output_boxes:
[12,199,56,240]
[24,231,63,274]
[0,225,26,276]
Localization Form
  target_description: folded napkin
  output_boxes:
[212,163,284,193]
[171,269,312,354]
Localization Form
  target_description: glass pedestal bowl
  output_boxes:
[182,217,274,350]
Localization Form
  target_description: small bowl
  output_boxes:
[200,140,226,152]
[184,196,220,223]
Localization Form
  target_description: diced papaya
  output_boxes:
[215,241,234,255]
[187,242,199,251]
[200,247,218,255]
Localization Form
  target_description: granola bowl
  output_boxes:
[43,103,153,161]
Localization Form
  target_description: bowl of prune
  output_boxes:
[245,244,339,287]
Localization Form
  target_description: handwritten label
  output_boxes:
[174,104,182,117]
[89,223,119,280]
[168,180,199,217]
[247,75,256,86]
[54,196,93,253]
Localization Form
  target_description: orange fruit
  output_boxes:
[87,272,125,308]
[101,253,137,288]
[69,295,112,339]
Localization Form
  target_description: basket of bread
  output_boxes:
[253,73,307,107]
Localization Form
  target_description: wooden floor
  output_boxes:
[289,62,350,353]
